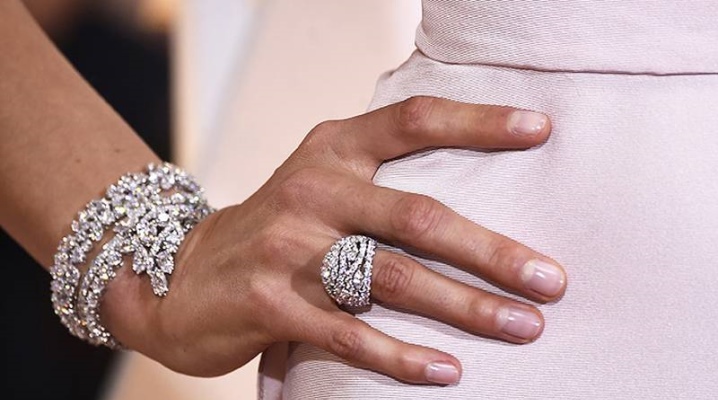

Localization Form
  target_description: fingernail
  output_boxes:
[521,260,566,297]
[507,110,548,136]
[497,307,543,340]
[521,259,566,297]
[425,361,460,385]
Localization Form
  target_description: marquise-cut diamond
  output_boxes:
[52,162,212,349]
[132,245,153,273]
[163,223,183,247]
[156,252,174,274]
[149,270,169,296]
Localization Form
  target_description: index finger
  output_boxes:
[338,96,551,170]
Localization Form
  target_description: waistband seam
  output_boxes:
[415,48,718,77]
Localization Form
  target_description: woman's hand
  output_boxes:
[103,96,566,385]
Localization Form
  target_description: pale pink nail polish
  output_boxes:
[497,307,543,340]
[521,259,566,297]
[425,362,460,385]
[507,110,548,136]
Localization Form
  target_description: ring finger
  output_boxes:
[307,173,567,303]
[370,250,544,344]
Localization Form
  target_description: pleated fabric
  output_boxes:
[260,1,718,398]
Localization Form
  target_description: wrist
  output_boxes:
[49,162,214,350]
[101,265,158,352]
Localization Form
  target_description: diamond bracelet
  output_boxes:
[50,163,213,347]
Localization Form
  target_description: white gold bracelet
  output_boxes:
[50,163,213,347]
[50,199,118,341]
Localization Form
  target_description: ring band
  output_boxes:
[321,235,377,307]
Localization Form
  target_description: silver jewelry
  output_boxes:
[50,162,213,347]
[50,199,119,340]
[75,235,129,348]
[320,235,377,307]
[112,163,213,296]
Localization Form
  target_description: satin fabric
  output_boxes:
[260,1,718,398]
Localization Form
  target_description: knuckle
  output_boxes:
[302,120,342,152]
[485,237,522,274]
[395,352,413,372]
[396,96,436,135]
[395,353,421,381]
[373,256,414,302]
[467,295,499,329]
[328,325,364,361]
[390,194,445,240]
[256,223,297,261]
[275,167,324,207]
[245,273,278,312]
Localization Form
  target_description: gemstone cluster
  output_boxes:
[50,163,213,348]
[320,235,376,307]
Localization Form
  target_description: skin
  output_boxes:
[0,0,567,385]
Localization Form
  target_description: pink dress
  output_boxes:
[260,1,718,398]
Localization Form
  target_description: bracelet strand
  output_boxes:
[50,162,213,347]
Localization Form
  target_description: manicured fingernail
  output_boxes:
[508,110,548,136]
[425,361,460,385]
[497,307,543,340]
[521,259,566,297]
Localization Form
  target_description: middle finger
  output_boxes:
[323,178,567,303]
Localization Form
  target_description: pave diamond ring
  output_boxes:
[321,235,377,307]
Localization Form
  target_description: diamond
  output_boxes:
[77,210,91,224]
[88,199,114,225]
[54,251,69,265]
[105,250,122,267]
[157,212,170,223]
[159,168,175,190]
[321,235,375,307]
[148,170,160,185]
[164,223,183,246]
[135,220,157,246]
[65,266,80,282]
[69,247,86,265]
[156,251,174,274]
[87,221,104,241]
[352,270,364,290]
[50,162,213,349]
[114,204,127,217]
[79,238,93,252]
[170,193,185,204]
[90,277,104,294]
[50,280,63,293]
[58,236,73,252]
[149,271,169,296]
[117,236,135,254]
[132,245,153,274]
[345,247,358,261]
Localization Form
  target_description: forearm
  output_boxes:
[0,0,161,268]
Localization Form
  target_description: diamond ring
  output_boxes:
[320,235,377,307]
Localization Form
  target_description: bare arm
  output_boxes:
[0,0,160,267]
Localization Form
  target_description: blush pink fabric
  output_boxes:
[259,1,718,398]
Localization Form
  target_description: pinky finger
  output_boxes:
[297,307,462,385]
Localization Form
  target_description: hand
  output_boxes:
[103,96,566,385]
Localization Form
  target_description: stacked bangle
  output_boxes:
[49,163,213,348]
